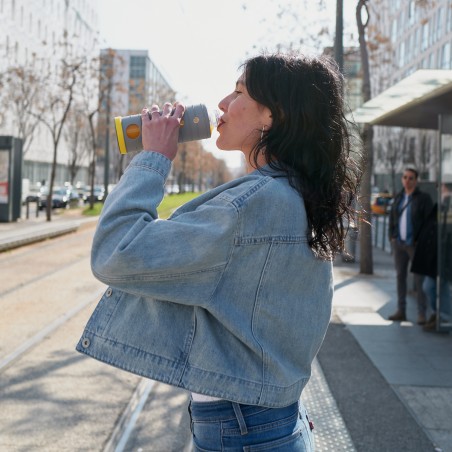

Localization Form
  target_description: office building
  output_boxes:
[97,48,175,185]
[367,0,452,189]
[0,0,100,186]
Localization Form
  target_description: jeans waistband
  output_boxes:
[188,399,300,422]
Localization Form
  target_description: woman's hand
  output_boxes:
[141,102,185,161]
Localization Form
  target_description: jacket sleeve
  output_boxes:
[91,151,238,307]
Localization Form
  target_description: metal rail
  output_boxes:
[0,288,104,372]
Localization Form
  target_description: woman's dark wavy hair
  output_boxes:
[243,53,362,260]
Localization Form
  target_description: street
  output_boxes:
[0,224,191,451]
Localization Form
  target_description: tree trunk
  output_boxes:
[357,0,373,274]
[46,140,58,222]
[359,124,374,272]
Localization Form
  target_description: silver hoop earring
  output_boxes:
[260,125,266,141]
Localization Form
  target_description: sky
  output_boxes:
[97,0,358,167]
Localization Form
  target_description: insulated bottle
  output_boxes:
[114,104,219,154]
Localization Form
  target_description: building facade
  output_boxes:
[97,48,175,186]
[368,0,452,191]
[0,0,100,188]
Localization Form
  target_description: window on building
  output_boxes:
[399,41,405,66]
[448,4,452,32]
[405,34,411,61]
[11,0,15,19]
[392,19,398,43]
[422,21,429,51]
[129,56,147,79]
[408,1,415,25]
[429,51,435,67]
[442,42,451,69]
[437,7,443,42]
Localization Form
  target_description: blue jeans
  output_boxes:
[188,399,314,451]
[422,276,451,318]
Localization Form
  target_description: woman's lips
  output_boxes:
[217,118,225,131]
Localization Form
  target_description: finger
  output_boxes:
[141,107,150,123]
[150,104,160,117]
[162,102,173,116]
[172,102,185,119]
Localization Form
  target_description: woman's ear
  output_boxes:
[263,107,273,128]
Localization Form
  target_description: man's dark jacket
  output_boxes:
[388,187,433,243]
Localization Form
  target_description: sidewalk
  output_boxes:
[1,213,451,450]
[0,205,98,252]
[329,244,452,451]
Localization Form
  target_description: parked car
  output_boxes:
[24,190,42,204]
[371,193,393,215]
[83,185,105,204]
[39,187,70,210]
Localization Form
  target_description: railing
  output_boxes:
[372,213,392,254]
[24,199,40,219]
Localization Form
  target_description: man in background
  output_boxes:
[388,168,433,325]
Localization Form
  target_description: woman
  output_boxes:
[77,53,361,450]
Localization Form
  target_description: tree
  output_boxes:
[386,128,407,195]
[77,53,105,210]
[64,105,89,186]
[0,65,42,155]
[416,130,432,178]
[171,141,233,193]
[243,0,331,55]
[36,56,83,221]
[356,0,374,274]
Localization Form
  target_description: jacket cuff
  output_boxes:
[128,151,172,180]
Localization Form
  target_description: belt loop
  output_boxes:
[232,402,248,435]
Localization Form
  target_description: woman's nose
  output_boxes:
[218,95,229,113]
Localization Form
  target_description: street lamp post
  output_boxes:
[334,0,344,75]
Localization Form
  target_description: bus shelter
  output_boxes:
[351,69,452,333]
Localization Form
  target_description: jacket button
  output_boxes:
[81,338,91,348]
[106,288,113,297]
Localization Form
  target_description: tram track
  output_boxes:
[0,225,192,450]
[0,228,95,297]
[0,288,104,372]
[0,253,91,299]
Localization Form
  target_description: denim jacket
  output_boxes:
[76,151,333,408]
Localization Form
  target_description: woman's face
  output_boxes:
[216,74,271,156]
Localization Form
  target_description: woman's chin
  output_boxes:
[215,136,227,150]
[216,136,242,152]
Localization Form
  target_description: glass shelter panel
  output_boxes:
[439,117,452,331]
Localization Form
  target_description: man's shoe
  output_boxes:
[426,313,436,324]
[423,316,448,333]
[417,314,427,325]
[423,321,436,332]
[388,311,406,321]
